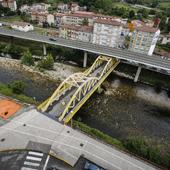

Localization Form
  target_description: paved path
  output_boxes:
[0,28,170,72]
[0,108,159,170]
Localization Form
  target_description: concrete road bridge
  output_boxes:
[0,28,170,82]
[38,56,119,124]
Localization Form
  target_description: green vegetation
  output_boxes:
[73,120,124,149]
[0,82,38,105]
[9,80,26,94]
[158,43,170,52]
[73,120,170,169]
[37,54,54,70]
[21,50,34,66]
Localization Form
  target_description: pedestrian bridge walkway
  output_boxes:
[38,56,120,124]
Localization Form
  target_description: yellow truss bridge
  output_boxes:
[38,56,119,124]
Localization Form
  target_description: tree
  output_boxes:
[82,18,89,26]
[151,0,159,8]
[9,80,26,94]
[38,54,54,70]
[129,10,135,19]
[21,50,34,66]
[159,15,167,31]
[167,20,170,32]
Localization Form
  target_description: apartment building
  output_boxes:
[54,13,65,28]
[92,19,123,48]
[62,11,94,26]
[0,0,17,11]
[57,3,69,13]
[129,26,160,55]
[59,24,93,42]
[31,12,54,26]
[70,2,80,12]
[20,3,50,14]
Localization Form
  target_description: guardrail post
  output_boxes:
[43,43,47,56]
[83,51,88,68]
[134,66,142,82]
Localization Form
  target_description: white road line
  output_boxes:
[6,120,147,169]
[21,167,37,170]
[24,161,40,167]
[43,155,50,170]
[28,151,43,157]
[26,156,42,162]
[1,125,148,170]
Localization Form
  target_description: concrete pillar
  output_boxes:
[83,51,88,68]
[43,43,47,56]
[134,66,142,82]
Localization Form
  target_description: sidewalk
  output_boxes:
[0,108,158,170]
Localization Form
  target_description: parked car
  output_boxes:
[0,23,2,27]
[84,161,105,170]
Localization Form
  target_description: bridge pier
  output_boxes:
[83,51,88,68]
[134,66,142,82]
[43,43,47,56]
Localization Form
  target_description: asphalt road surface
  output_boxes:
[0,28,169,71]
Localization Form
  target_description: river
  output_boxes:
[0,58,170,157]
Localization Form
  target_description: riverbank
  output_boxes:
[0,57,170,169]
[0,57,82,101]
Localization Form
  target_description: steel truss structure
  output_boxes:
[38,56,120,124]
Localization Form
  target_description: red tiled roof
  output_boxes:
[94,19,122,26]
[60,24,93,33]
[66,12,94,19]
[136,26,158,33]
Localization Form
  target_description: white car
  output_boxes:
[0,23,2,27]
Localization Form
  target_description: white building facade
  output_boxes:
[62,12,94,26]
[59,24,93,42]
[129,26,160,56]
[92,19,123,48]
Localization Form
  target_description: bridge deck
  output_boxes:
[0,28,170,72]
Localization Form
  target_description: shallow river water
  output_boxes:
[0,62,170,155]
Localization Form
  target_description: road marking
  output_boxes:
[21,167,37,170]
[1,125,149,170]
[28,151,43,157]
[26,156,42,162]
[24,161,40,167]
[43,155,50,170]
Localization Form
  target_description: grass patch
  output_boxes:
[0,15,23,22]
[73,120,170,169]
[73,120,124,150]
[0,83,39,105]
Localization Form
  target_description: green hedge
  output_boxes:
[73,120,170,169]
[0,83,39,105]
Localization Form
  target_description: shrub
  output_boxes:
[123,137,161,165]
[21,50,34,66]
[9,80,26,94]
[37,54,54,70]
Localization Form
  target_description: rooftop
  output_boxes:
[95,19,123,26]
[61,24,93,33]
[136,26,159,33]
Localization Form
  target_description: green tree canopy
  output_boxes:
[21,50,34,66]
[38,54,54,70]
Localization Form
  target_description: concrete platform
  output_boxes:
[0,108,159,170]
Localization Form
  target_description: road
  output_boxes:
[0,108,159,170]
[0,28,169,72]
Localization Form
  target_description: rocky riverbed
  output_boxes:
[0,57,170,158]
[0,57,82,101]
